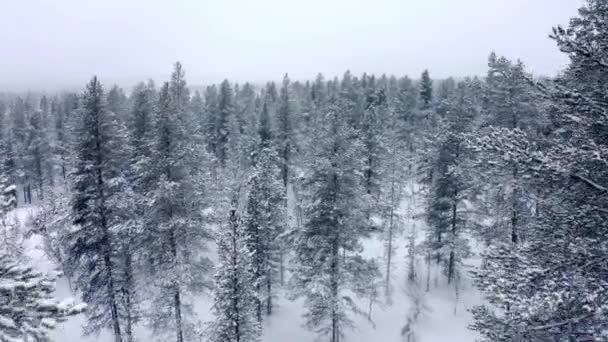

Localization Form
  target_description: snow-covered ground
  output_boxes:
[9,188,483,342]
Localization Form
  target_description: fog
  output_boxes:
[0,0,582,90]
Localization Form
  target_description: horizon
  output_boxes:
[0,0,583,92]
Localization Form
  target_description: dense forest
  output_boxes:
[1,1,607,341]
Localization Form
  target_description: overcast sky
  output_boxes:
[0,0,583,91]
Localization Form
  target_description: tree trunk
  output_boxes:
[447,187,458,284]
[279,249,285,287]
[330,211,340,342]
[104,251,123,342]
[169,228,184,342]
[230,211,241,342]
[123,252,135,342]
[385,176,396,299]
[26,183,32,204]
[425,251,431,293]
[96,146,123,342]
[511,166,519,244]
[266,275,272,315]
[407,224,417,283]
[385,140,399,299]
[173,286,184,342]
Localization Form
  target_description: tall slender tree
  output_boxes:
[242,106,286,320]
[291,99,378,342]
[419,70,433,109]
[66,76,130,342]
[144,63,213,342]
[209,209,260,342]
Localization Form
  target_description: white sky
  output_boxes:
[0,0,584,91]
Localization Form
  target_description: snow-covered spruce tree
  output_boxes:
[0,174,18,255]
[276,74,293,190]
[242,105,286,321]
[66,76,132,342]
[52,93,79,182]
[107,85,128,124]
[360,87,388,223]
[424,80,479,284]
[0,253,85,342]
[24,108,53,200]
[478,53,542,245]
[7,96,26,204]
[224,85,252,199]
[107,81,158,342]
[202,85,220,157]
[0,175,16,220]
[215,79,235,166]
[380,104,408,301]
[143,63,213,342]
[419,70,433,109]
[236,83,261,169]
[209,209,260,342]
[39,96,56,188]
[290,98,378,342]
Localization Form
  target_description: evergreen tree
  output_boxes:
[66,76,131,342]
[0,174,18,254]
[242,109,286,320]
[216,80,234,165]
[360,87,388,222]
[471,2,608,340]
[380,104,407,301]
[203,85,219,156]
[143,63,213,342]
[419,70,433,109]
[0,253,85,342]
[24,108,52,201]
[426,80,478,284]
[107,85,128,123]
[479,53,542,245]
[209,209,261,342]
[276,74,293,189]
[291,99,378,342]
[54,93,79,181]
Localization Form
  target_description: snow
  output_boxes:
[9,193,483,342]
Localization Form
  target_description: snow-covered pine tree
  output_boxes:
[107,85,128,124]
[242,106,286,321]
[24,108,52,201]
[0,253,85,342]
[209,209,260,342]
[424,80,478,284]
[66,76,131,342]
[202,85,220,158]
[470,2,608,339]
[291,98,378,342]
[237,83,261,169]
[0,174,18,256]
[479,53,541,245]
[360,87,388,223]
[419,70,433,109]
[105,81,158,342]
[143,63,213,342]
[216,79,234,166]
[53,93,79,182]
[10,96,34,205]
[277,74,293,190]
[380,103,407,301]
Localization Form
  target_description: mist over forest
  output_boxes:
[1,1,607,342]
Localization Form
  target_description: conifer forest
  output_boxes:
[1,1,607,341]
